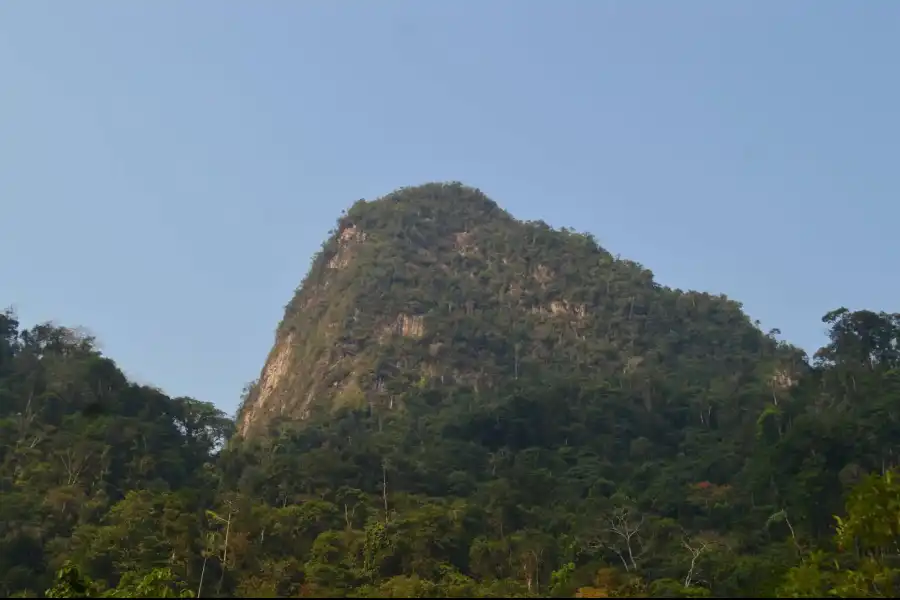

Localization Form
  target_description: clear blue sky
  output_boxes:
[2,2,897,416]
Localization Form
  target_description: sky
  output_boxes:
[1,2,898,416]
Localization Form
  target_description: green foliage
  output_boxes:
[4,186,900,597]
[45,562,193,598]
[0,310,227,597]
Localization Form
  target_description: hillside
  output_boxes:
[2,184,900,597]
[238,182,802,438]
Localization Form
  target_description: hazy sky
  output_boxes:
[2,2,897,415]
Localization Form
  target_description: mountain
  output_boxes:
[237,182,803,438]
[5,182,900,598]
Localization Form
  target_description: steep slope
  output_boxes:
[237,182,802,438]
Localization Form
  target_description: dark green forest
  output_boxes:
[3,305,900,597]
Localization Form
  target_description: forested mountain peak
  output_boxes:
[4,188,900,595]
[237,182,801,439]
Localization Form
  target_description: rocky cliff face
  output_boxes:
[237,182,799,438]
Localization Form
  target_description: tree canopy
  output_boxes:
[3,302,900,597]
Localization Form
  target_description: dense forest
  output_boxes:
[3,306,900,597]
[3,185,900,597]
